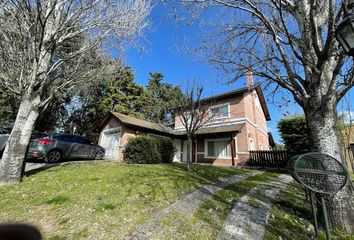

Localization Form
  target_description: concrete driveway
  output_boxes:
[25,162,53,172]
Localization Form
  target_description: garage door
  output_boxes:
[100,129,121,160]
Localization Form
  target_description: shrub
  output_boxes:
[159,138,176,163]
[123,136,161,164]
[123,136,176,164]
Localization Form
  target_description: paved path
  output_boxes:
[124,170,263,240]
[217,174,293,240]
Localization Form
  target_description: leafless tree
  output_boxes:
[339,94,354,173]
[0,0,151,184]
[175,0,354,233]
[177,84,217,171]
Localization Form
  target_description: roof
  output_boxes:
[97,112,177,136]
[97,112,245,137]
[177,123,245,135]
[201,86,257,102]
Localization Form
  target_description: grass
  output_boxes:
[150,171,281,239]
[264,181,354,240]
[0,162,248,239]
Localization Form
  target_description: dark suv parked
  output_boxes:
[27,133,105,163]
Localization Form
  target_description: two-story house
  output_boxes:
[96,79,272,166]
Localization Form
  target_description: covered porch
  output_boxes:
[174,123,245,166]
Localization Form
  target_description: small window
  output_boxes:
[209,103,229,119]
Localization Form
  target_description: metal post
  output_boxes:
[309,191,318,238]
[320,196,331,240]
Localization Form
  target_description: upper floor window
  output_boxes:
[209,103,230,119]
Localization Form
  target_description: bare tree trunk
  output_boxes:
[304,98,354,233]
[0,94,40,184]
[187,137,193,172]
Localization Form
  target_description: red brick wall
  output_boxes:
[243,91,270,150]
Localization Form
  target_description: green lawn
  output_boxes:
[264,181,354,240]
[0,162,247,239]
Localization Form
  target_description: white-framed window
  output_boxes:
[259,143,264,150]
[205,138,237,159]
[209,103,230,119]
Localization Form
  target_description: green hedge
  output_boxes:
[159,138,176,163]
[123,136,176,164]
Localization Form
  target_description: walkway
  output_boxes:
[217,174,293,240]
[124,170,263,240]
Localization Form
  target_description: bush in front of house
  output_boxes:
[159,138,176,163]
[124,136,161,164]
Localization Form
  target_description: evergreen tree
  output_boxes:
[100,67,145,117]
[143,73,185,124]
[277,116,311,155]
[67,64,145,140]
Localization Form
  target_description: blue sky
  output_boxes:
[118,3,353,144]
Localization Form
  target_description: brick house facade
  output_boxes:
[96,84,272,166]
[173,84,271,165]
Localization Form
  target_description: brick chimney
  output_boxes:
[246,69,254,86]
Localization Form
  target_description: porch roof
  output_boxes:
[177,123,245,135]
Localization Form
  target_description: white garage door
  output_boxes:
[100,129,121,160]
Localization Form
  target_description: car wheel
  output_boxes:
[94,150,104,160]
[45,150,62,163]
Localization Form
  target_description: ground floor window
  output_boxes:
[206,138,233,158]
